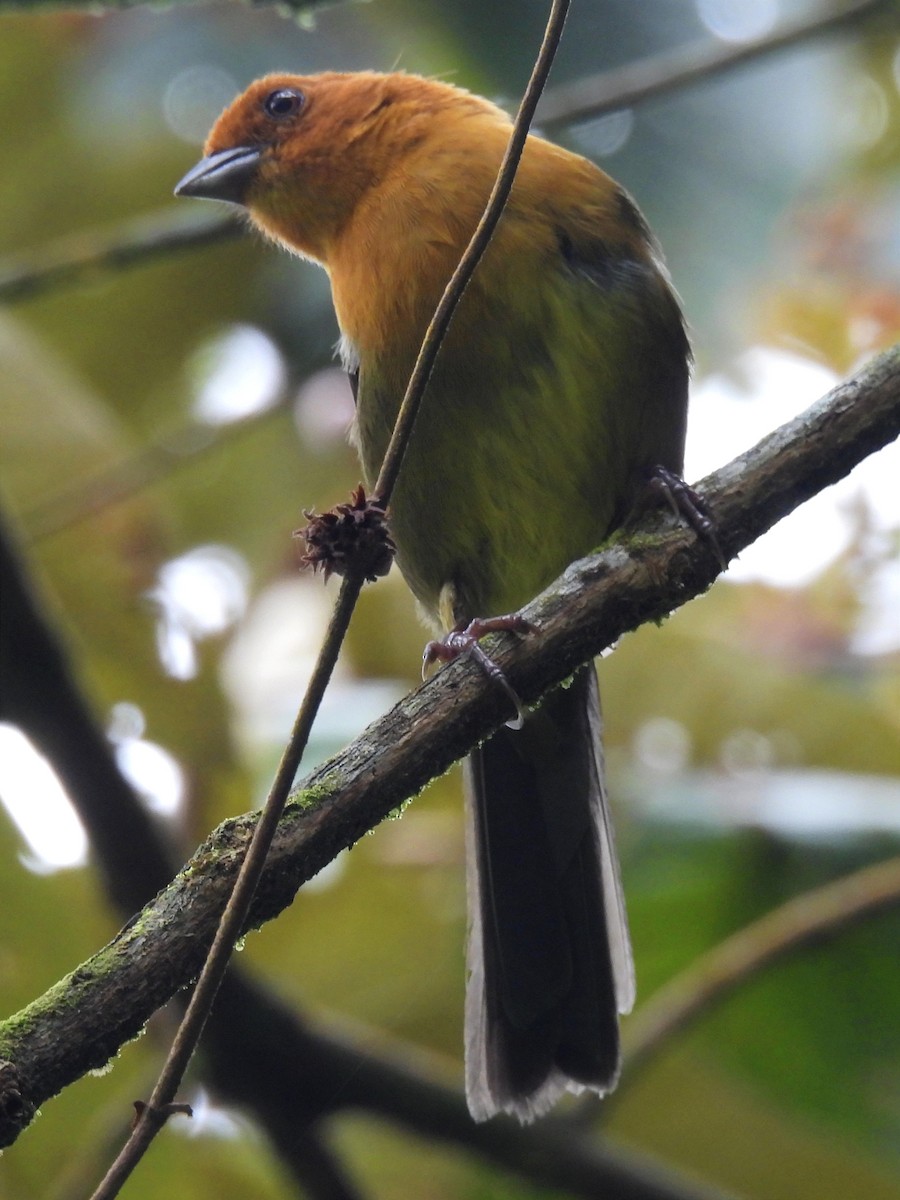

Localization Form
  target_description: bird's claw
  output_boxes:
[645,465,725,570]
[422,613,535,729]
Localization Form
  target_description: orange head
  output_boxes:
[175,71,506,263]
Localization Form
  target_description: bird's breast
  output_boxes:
[331,173,687,628]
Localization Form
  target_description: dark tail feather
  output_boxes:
[464,664,634,1122]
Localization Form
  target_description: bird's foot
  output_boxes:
[423,614,535,730]
[644,466,725,569]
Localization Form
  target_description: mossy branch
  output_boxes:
[0,343,897,1149]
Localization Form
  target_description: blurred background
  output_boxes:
[0,0,898,1197]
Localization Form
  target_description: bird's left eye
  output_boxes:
[263,88,304,120]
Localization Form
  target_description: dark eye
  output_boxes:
[263,88,304,120]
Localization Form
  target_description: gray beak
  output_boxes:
[174,146,263,205]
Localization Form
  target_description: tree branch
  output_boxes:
[0,513,177,909]
[0,510,370,1200]
[536,0,888,131]
[0,343,895,1151]
[205,974,734,1200]
[1,514,715,1200]
[1,1,885,309]
[0,0,337,11]
[620,854,900,1086]
[0,208,239,306]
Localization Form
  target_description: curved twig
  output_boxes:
[373,0,569,504]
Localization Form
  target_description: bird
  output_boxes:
[175,71,691,1123]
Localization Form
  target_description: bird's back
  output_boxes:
[332,110,689,622]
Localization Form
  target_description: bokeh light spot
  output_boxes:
[0,726,88,871]
[191,325,287,426]
[150,545,250,679]
[163,65,238,146]
[696,0,778,43]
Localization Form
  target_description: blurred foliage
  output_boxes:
[0,2,898,1199]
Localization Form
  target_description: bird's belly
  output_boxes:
[359,373,620,628]
[349,260,675,628]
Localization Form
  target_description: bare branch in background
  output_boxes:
[0,208,239,306]
[0,0,337,11]
[23,391,293,542]
[622,855,900,1082]
[536,0,888,131]
[0,1,886,310]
